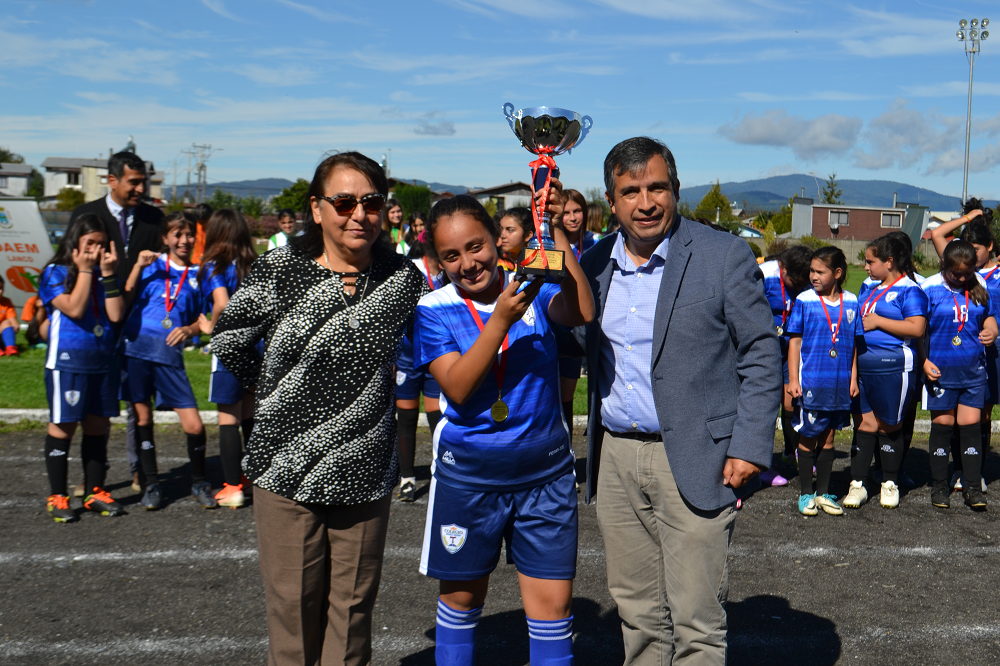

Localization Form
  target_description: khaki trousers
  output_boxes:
[596,432,736,666]
[253,486,392,666]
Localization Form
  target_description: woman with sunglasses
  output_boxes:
[211,152,427,665]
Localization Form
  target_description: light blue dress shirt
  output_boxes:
[598,229,672,433]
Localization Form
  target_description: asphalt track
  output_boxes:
[3,425,1000,665]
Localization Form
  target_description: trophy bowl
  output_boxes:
[503,103,593,156]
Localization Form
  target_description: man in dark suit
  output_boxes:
[580,137,781,665]
[69,151,165,492]
[69,151,164,283]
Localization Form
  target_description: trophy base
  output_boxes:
[516,248,566,283]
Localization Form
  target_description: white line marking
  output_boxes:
[0,456,191,463]
[0,548,259,565]
[0,637,267,658]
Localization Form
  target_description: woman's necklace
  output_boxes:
[323,250,370,330]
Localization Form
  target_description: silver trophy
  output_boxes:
[503,103,593,282]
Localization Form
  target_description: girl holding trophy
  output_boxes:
[413,188,594,666]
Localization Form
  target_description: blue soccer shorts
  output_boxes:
[558,357,583,380]
[45,369,120,424]
[209,355,245,405]
[396,337,440,400]
[122,356,198,409]
[856,371,917,426]
[419,470,578,581]
[923,381,987,411]
[792,405,851,439]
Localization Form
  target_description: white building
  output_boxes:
[0,163,34,197]
[41,157,163,204]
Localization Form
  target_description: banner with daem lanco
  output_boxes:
[0,199,55,309]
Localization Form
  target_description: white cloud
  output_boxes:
[390,91,426,103]
[415,120,457,136]
[201,0,243,21]
[719,109,863,160]
[853,99,964,170]
[235,64,320,87]
[347,50,552,85]
[440,0,575,19]
[589,0,759,21]
[926,143,1000,176]
[272,0,354,23]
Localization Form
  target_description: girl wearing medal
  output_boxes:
[558,189,601,429]
[785,247,860,516]
[848,235,928,509]
[413,193,594,666]
[38,213,126,522]
[123,212,215,511]
[921,240,998,510]
[496,206,533,271]
[195,209,260,509]
[760,245,812,477]
[394,231,446,503]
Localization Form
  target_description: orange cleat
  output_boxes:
[215,483,245,509]
[46,494,77,523]
[83,488,126,516]
[5,346,18,356]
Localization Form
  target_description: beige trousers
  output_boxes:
[253,486,392,666]
[596,432,736,666]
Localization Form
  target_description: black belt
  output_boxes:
[607,430,662,442]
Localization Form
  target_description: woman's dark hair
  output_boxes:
[46,212,111,291]
[811,246,848,290]
[291,151,389,259]
[963,197,995,227]
[198,209,258,284]
[0,274,4,288]
[499,207,533,236]
[277,208,296,221]
[586,202,605,234]
[192,203,213,223]
[426,195,498,258]
[942,239,989,307]
[381,198,402,234]
[404,210,426,246]
[867,233,911,277]
[778,244,812,287]
[960,220,996,255]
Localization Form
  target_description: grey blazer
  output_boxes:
[581,217,782,511]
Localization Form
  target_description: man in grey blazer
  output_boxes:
[581,137,781,665]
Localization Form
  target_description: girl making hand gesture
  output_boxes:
[413,193,594,666]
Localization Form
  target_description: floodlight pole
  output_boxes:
[963,49,976,203]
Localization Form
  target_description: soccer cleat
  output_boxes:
[815,494,844,516]
[843,480,868,509]
[931,482,951,509]
[215,483,245,509]
[83,488,125,517]
[880,480,899,509]
[192,481,218,509]
[72,481,85,498]
[964,487,987,511]
[798,493,818,516]
[780,452,798,471]
[4,345,18,356]
[759,469,788,487]
[397,478,416,502]
[46,494,77,523]
[141,483,162,511]
[952,472,964,492]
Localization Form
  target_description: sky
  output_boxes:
[2,0,1000,201]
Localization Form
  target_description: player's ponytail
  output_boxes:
[811,246,847,291]
[942,240,989,307]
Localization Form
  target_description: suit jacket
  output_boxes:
[69,198,165,283]
[581,217,782,511]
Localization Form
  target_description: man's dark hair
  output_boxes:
[108,151,146,180]
[604,137,680,198]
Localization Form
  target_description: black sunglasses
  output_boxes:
[315,193,386,216]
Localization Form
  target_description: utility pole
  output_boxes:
[170,159,179,202]
[956,18,990,203]
[181,148,196,203]
[190,143,221,204]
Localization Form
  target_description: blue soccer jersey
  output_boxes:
[921,273,997,388]
[761,260,796,334]
[570,231,601,262]
[39,264,117,373]
[979,265,1000,312]
[200,261,240,300]
[412,258,446,291]
[123,256,202,368]
[856,276,928,375]
[413,272,573,492]
[786,289,861,411]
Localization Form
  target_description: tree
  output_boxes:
[393,182,432,220]
[0,147,24,164]
[26,169,44,201]
[584,186,611,227]
[822,172,843,204]
[769,196,794,235]
[272,178,311,215]
[56,187,85,211]
[677,199,695,219]
[693,180,736,222]
[207,187,239,210]
[240,195,267,219]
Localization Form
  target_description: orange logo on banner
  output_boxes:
[6,266,41,293]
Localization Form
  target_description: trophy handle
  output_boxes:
[502,102,516,131]
[579,115,593,142]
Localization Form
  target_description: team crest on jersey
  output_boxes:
[64,391,80,407]
[521,304,536,327]
[189,277,199,289]
[396,371,406,386]
[806,390,813,399]
[59,352,70,361]
[933,385,946,398]
[846,309,856,323]
[441,524,468,554]
[885,292,898,302]
[441,450,456,465]
[808,412,816,424]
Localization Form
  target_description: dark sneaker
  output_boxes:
[83,488,126,517]
[192,481,218,509]
[964,487,987,511]
[397,479,416,503]
[141,483,163,511]
[46,494,77,523]
[931,482,950,509]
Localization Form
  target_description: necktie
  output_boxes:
[119,209,129,250]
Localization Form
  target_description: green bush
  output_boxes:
[798,235,831,250]
[747,240,763,258]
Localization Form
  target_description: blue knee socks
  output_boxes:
[1,326,15,348]
[435,599,481,666]
[528,615,574,666]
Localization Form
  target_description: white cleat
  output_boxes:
[843,480,868,509]
[880,480,900,509]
